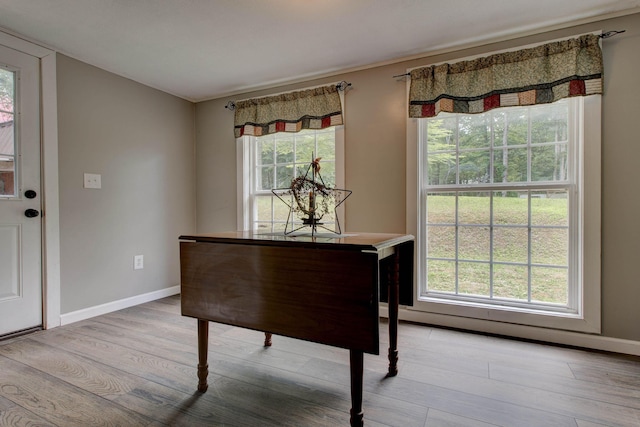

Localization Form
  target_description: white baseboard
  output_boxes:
[380,306,640,357]
[59,286,180,326]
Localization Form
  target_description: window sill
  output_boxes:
[409,297,600,334]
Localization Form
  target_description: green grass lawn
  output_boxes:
[426,193,569,304]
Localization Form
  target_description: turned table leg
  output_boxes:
[264,332,272,347]
[197,319,209,392]
[349,350,364,427]
[387,250,400,377]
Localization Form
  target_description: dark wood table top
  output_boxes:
[179,231,414,252]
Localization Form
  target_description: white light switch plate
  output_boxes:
[84,173,101,189]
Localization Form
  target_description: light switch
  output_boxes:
[84,173,101,189]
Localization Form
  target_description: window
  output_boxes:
[412,96,601,332]
[0,68,15,197]
[238,127,344,233]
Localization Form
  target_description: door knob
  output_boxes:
[24,209,40,218]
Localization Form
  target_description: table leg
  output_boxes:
[349,350,364,427]
[264,332,272,347]
[387,250,400,377]
[197,319,209,392]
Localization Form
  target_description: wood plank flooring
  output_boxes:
[1,295,639,426]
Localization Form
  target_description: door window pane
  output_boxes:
[0,68,15,197]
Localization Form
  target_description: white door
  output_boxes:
[0,44,41,337]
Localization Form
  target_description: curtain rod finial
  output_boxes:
[393,72,410,79]
[600,30,625,39]
[225,101,236,111]
[336,81,352,91]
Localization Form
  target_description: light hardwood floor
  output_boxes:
[1,295,639,426]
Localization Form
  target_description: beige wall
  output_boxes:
[195,13,640,342]
[57,54,196,313]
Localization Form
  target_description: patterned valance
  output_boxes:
[234,84,343,138]
[409,34,603,118]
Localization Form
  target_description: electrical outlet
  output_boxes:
[134,255,144,270]
[84,173,102,189]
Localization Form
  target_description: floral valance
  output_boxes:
[409,34,603,118]
[234,84,343,138]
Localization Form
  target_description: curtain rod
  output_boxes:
[224,80,352,111]
[391,30,626,79]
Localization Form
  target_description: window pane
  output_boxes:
[427,153,456,185]
[492,111,508,146]
[1,69,16,197]
[531,228,568,266]
[257,138,274,165]
[458,226,489,261]
[426,260,456,293]
[271,222,287,233]
[275,138,294,163]
[458,262,490,296]
[459,150,490,184]
[427,193,455,224]
[500,109,528,146]
[316,130,335,161]
[295,133,315,162]
[275,165,294,188]
[493,227,528,263]
[493,191,528,225]
[493,264,528,300]
[0,68,14,113]
[295,163,309,178]
[0,161,15,196]
[427,225,455,258]
[458,192,489,224]
[257,166,274,190]
[255,196,273,223]
[318,161,335,187]
[459,114,490,149]
[427,117,456,152]
[319,198,336,224]
[531,103,568,144]
[531,191,567,226]
[493,148,527,182]
[273,194,292,222]
[531,267,568,304]
[531,144,567,181]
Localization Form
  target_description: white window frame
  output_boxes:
[237,124,345,233]
[406,72,601,334]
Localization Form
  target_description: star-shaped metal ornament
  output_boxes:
[272,157,351,236]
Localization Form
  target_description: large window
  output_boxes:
[414,97,601,332]
[238,127,343,233]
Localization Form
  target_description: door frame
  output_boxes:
[0,29,60,329]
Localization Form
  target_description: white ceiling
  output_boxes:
[0,0,639,102]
